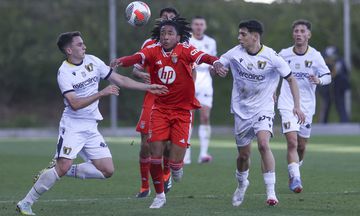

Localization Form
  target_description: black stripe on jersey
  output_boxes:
[62,89,75,96]
[283,72,292,79]
[293,46,309,56]
[319,73,331,78]
[104,68,113,80]
[56,136,64,158]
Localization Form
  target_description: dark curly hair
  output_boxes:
[151,16,191,43]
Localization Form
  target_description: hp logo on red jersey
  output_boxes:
[158,66,176,84]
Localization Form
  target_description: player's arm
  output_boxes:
[284,73,305,124]
[308,54,332,85]
[107,72,168,95]
[132,65,151,84]
[64,85,119,111]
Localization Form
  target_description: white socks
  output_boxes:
[66,162,105,179]
[23,167,60,205]
[199,125,211,158]
[288,162,300,178]
[263,172,276,198]
[183,147,191,164]
[299,160,304,167]
[235,169,249,185]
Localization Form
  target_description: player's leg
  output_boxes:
[232,115,253,207]
[297,118,312,166]
[147,109,170,208]
[163,141,172,193]
[183,110,195,165]
[198,105,213,163]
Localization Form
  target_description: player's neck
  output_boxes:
[246,43,262,56]
[67,57,83,66]
[293,45,308,55]
[193,34,204,40]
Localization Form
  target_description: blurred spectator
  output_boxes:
[318,46,350,123]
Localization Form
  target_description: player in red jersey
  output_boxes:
[132,7,179,199]
[113,17,226,208]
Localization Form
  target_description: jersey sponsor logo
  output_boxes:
[293,72,310,79]
[63,147,72,155]
[238,71,265,81]
[158,66,176,84]
[257,61,267,69]
[73,76,99,89]
[85,63,94,72]
[305,60,313,68]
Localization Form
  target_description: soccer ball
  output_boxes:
[125,1,151,27]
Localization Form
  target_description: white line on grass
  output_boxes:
[1,191,358,204]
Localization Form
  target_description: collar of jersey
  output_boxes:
[66,59,83,66]
[247,44,264,56]
[292,46,309,56]
[161,47,174,57]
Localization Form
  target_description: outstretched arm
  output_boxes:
[111,53,143,68]
[285,74,305,124]
[107,72,168,95]
[198,54,228,77]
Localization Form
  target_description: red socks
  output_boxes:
[150,157,164,194]
[139,157,151,190]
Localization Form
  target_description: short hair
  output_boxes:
[292,19,312,31]
[57,31,82,54]
[159,7,179,18]
[192,16,206,21]
[152,16,191,43]
[238,20,263,35]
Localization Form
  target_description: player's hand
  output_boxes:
[308,74,321,85]
[100,84,120,96]
[137,71,151,84]
[147,84,169,95]
[209,66,216,76]
[110,58,124,69]
[213,62,228,77]
[293,107,305,124]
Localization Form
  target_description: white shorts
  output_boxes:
[54,116,112,160]
[279,109,313,138]
[234,111,274,147]
[195,74,213,108]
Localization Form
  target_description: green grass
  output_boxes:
[1,135,359,216]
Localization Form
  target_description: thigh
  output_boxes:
[234,114,255,147]
[169,142,187,162]
[279,109,300,134]
[170,110,192,148]
[148,109,171,143]
[91,157,114,172]
[84,124,112,160]
[56,117,86,160]
[195,87,213,108]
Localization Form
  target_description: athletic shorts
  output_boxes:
[148,108,192,148]
[279,109,312,138]
[234,111,274,147]
[195,88,213,108]
[136,106,152,134]
[55,116,112,160]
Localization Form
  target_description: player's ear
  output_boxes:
[308,30,312,40]
[65,46,72,55]
[176,35,180,42]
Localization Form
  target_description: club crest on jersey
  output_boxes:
[158,66,176,84]
[85,63,94,72]
[257,61,267,69]
[305,60,312,68]
[63,147,72,155]
[171,53,178,64]
[283,122,291,129]
[247,63,254,70]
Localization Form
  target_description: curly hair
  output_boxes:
[151,16,191,43]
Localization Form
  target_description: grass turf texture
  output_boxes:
[1,135,359,216]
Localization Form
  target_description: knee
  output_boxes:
[297,143,306,152]
[287,137,298,150]
[140,143,150,158]
[55,159,72,177]
[238,151,250,163]
[102,166,115,178]
[257,141,270,154]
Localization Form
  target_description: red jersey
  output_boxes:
[137,43,207,110]
[137,39,157,108]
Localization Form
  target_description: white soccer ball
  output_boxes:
[125,1,151,27]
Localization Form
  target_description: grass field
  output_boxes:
[1,135,359,216]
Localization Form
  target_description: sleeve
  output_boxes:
[137,46,153,66]
[217,50,231,68]
[57,70,74,96]
[184,45,206,64]
[272,51,292,78]
[315,52,331,85]
[134,39,155,70]
[92,55,112,80]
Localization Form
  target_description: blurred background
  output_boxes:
[0,0,359,130]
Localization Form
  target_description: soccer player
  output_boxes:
[213,20,305,206]
[184,16,217,164]
[16,31,167,215]
[113,17,225,208]
[132,7,179,198]
[277,19,331,193]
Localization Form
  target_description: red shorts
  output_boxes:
[148,108,192,148]
[136,106,152,134]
